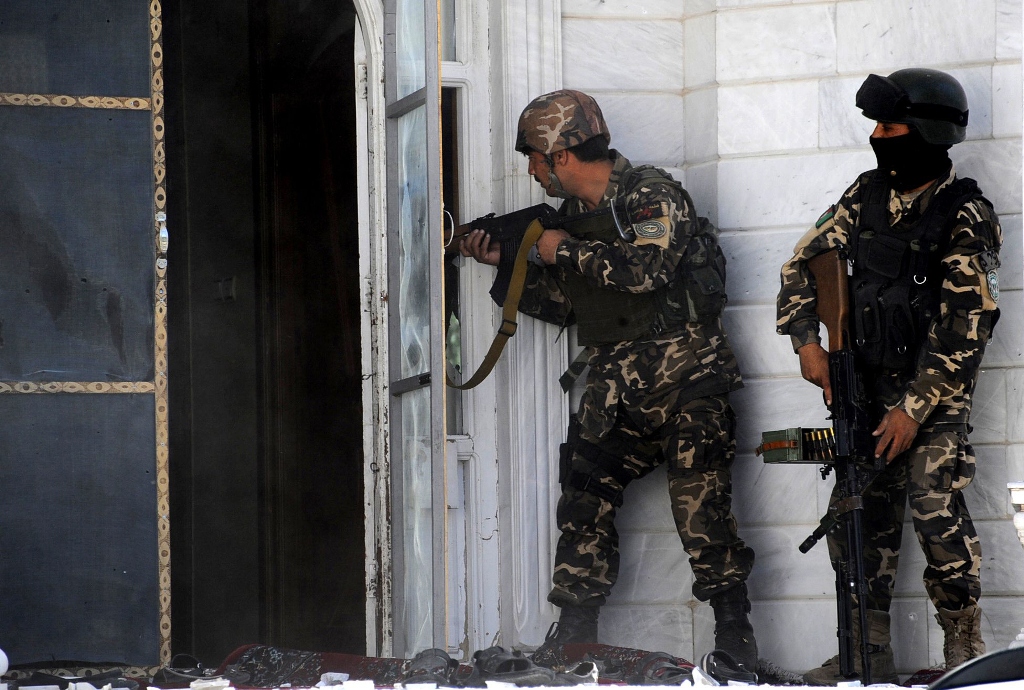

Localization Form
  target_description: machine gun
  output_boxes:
[757,248,883,684]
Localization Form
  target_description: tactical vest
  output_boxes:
[557,166,727,346]
[849,171,987,371]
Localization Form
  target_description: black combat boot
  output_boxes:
[554,604,599,643]
[532,605,599,669]
[709,583,758,673]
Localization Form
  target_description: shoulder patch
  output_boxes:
[634,219,667,239]
[815,205,836,229]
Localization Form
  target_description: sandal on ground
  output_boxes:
[402,648,459,686]
[468,646,555,687]
[699,650,757,685]
[632,652,693,685]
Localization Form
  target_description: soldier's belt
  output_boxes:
[756,427,836,464]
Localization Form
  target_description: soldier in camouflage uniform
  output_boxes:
[461,90,758,671]
[776,69,1001,682]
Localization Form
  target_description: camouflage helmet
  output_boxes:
[856,68,969,146]
[515,89,611,155]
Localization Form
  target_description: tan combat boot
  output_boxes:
[935,605,986,670]
[803,610,898,685]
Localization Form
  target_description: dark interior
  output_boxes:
[164,0,365,664]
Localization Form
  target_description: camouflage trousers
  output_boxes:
[825,428,981,612]
[549,394,755,608]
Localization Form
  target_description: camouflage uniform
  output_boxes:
[517,151,753,606]
[777,166,1001,613]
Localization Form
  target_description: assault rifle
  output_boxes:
[444,201,634,390]
[757,248,882,683]
[444,201,637,257]
[804,247,882,685]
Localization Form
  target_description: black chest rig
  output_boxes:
[849,172,984,371]
[557,166,727,346]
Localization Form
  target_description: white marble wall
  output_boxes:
[556,0,1024,676]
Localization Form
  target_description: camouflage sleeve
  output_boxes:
[551,181,692,293]
[898,200,1002,424]
[776,180,861,352]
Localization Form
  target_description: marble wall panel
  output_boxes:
[682,160,719,222]
[562,0,684,19]
[717,150,876,229]
[732,455,822,526]
[684,13,716,88]
[723,227,807,306]
[745,598,839,672]
[970,368,1009,446]
[723,305,803,378]
[999,214,1023,290]
[993,61,1023,139]
[563,19,684,91]
[598,92,685,166]
[742,524,836,600]
[836,0,997,73]
[609,530,693,604]
[716,5,837,82]
[1008,369,1024,443]
[976,519,1024,592]
[718,81,819,155]
[966,445,1012,519]
[1009,443,1024,479]
[819,76,874,149]
[981,292,1024,368]
[887,599,934,673]
[600,604,694,656]
[616,463,678,532]
[997,0,1023,60]
[953,138,1022,215]
[684,87,718,163]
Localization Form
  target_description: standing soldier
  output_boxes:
[777,69,1001,683]
[461,90,758,671]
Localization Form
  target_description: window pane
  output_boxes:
[400,386,433,653]
[440,0,456,62]
[0,0,150,96]
[396,0,425,99]
[397,107,431,379]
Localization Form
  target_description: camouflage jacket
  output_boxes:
[777,167,1002,427]
[519,151,743,438]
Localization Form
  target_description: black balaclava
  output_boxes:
[869,126,952,192]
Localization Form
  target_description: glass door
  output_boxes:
[384,0,446,656]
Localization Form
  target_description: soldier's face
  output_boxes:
[527,151,554,190]
[872,122,911,138]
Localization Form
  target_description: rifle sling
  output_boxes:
[446,218,547,390]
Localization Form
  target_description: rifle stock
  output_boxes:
[807,250,850,353]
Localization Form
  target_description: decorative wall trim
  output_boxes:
[0,93,151,109]
[150,0,172,666]
[0,382,157,393]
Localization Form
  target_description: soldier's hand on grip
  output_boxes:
[872,408,920,463]
[459,229,501,266]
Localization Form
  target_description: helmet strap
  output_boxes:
[543,153,573,199]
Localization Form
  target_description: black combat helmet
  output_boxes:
[856,68,969,146]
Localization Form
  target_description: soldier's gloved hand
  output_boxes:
[872,408,920,463]
[459,229,501,266]
[797,343,832,406]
